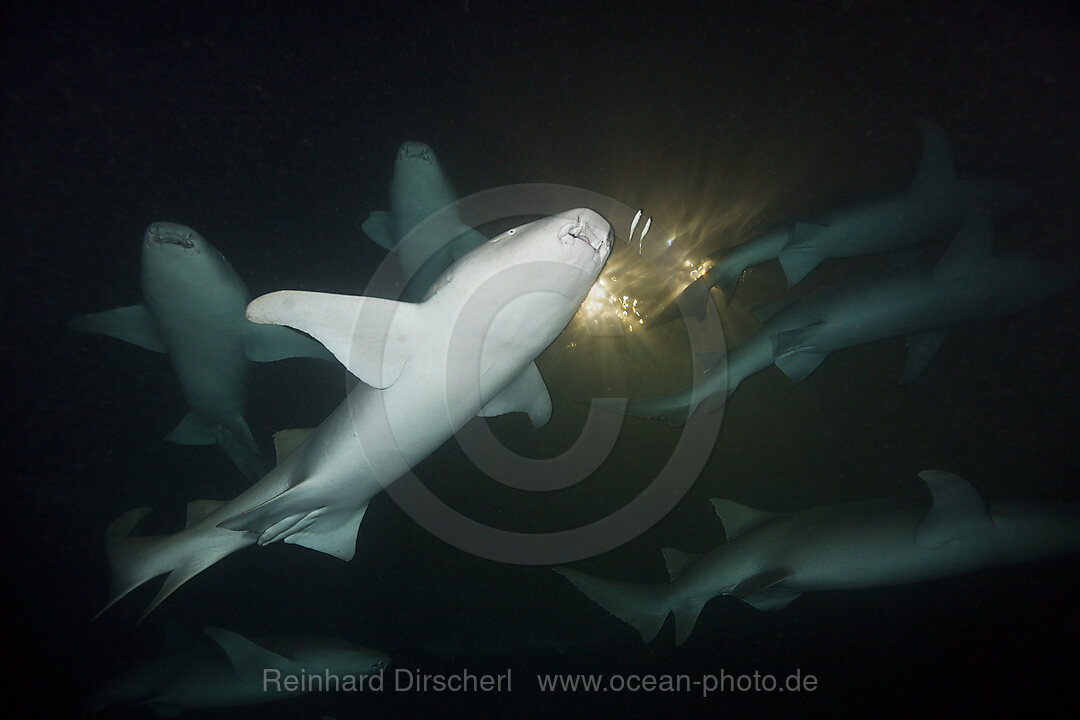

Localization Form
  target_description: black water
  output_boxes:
[5,1,1080,717]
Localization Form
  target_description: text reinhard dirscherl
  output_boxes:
[263,667,818,696]
[263,668,512,693]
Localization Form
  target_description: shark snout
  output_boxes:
[558,208,613,259]
[145,222,199,250]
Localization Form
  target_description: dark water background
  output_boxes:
[4,1,1079,717]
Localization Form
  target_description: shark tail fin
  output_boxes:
[555,567,703,645]
[94,508,235,622]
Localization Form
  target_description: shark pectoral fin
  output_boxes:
[478,362,552,428]
[778,226,826,287]
[185,499,226,528]
[731,569,792,602]
[242,322,337,363]
[660,548,702,581]
[910,118,956,195]
[933,206,995,283]
[165,413,216,445]
[774,351,828,383]
[901,328,949,383]
[914,470,994,549]
[450,228,489,261]
[272,428,315,464]
[68,304,167,353]
[204,628,293,683]
[247,291,420,388]
[710,499,774,540]
[283,503,369,560]
[740,588,803,611]
[144,700,184,718]
[362,210,397,249]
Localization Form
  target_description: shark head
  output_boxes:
[426,207,613,321]
[139,221,247,306]
[143,221,204,255]
[389,141,458,228]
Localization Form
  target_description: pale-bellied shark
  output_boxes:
[653,119,1030,323]
[69,222,335,481]
[627,208,1067,425]
[91,627,387,716]
[97,208,613,620]
[556,471,1080,646]
[362,141,489,300]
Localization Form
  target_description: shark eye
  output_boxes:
[507,228,516,235]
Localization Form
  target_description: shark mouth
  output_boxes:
[560,215,613,258]
[149,226,196,249]
[399,143,432,162]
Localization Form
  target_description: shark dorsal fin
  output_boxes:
[914,470,995,549]
[204,628,294,684]
[246,291,421,388]
[477,362,552,428]
[934,207,995,284]
[711,499,774,540]
[910,118,957,195]
[661,547,703,581]
[272,428,315,465]
[185,499,226,528]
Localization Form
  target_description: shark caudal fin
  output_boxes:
[554,568,707,646]
[95,507,238,622]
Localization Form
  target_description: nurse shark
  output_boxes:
[557,471,1080,645]
[97,208,613,620]
[91,627,387,716]
[628,208,1067,425]
[70,222,335,481]
[362,141,489,300]
[655,119,1029,321]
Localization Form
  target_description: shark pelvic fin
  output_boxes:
[218,484,368,561]
[660,547,702,581]
[272,428,315,464]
